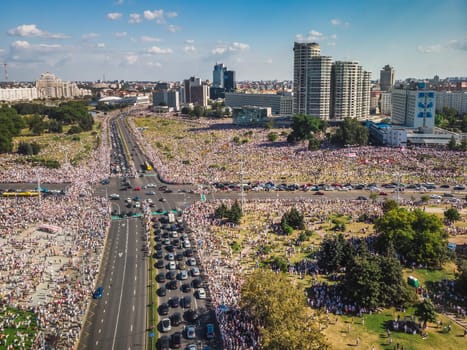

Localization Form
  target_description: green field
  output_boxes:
[0,306,39,349]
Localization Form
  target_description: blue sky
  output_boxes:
[0,0,465,82]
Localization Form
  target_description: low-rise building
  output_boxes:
[232,106,271,126]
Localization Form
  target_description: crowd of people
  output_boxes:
[128,115,466,186]
[0,116,112,349]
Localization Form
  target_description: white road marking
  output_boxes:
[101,319,104,323]
[132,305,135,312]
[111,222,129,350]
[133,289,136,296]
[131,324,133,333]
[134,276,137,281]
[98,329,101,334]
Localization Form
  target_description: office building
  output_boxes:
[232,106,271,126]
[330,61,371,120]
[224,70,236,92]
[191,84,209,107]
[153,89,180,111]
[213,63,226,88]
[391,83,436,129]
[380,65,395,91]
[225,92,292,115]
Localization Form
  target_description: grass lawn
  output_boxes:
[323,309,466,350]
[0,306,39,348]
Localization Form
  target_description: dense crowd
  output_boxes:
[128,115,466,186]
[0,116,112,349]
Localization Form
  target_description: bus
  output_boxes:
[2,191,39,197]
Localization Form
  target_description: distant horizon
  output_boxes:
[0,0,465,82]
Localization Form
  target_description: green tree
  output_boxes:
[267,132,278,142]
[17,142,33,155]
[227,200,243,225]
[331,117,368,147]
[382,199,399,213]
[281,207,305,232]
[193,105,205,118]
[48,119,63,133]
[31,142,41,155]
[214,203,228,219]
[317,234,354,273]
[307,134,321,150]
[378,253,415,307]
[343,255,381,309]
[288,114,326,144]
[240,269,329,350]
[415,299,437,328]
[447,136,457,150]
[374,208,448,267]
[67,125,83,134]
[455,258,467,295]
[444,207,461,224]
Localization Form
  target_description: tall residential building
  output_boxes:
[380,65,395,91]
[330,61,370,119]
[436,91,467,114]
[191,84,209,107]
[293,42,322,115]
[183,76,201,104]
[307,56,332,119]
[152,89,180,110]
[380,92,392,115]
[213,63,226,88]
[391,84,436,129]
[224,70,236,92]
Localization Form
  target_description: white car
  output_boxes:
[109,193,120,200]
[161,318,171,332]
[183,240,191,248]
[430,194,442,199]
[197,288,206,299]
[191,267,200,277]
[179,270,188,280]
[168,261,176,270]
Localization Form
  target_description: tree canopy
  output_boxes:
[0,106,26,153]
[240,269,329,350]
[287,114,326,144]
[374,207,448,267]
[330,117,368,147]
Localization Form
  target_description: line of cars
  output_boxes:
[154,215,215,350]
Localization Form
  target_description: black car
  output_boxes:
[181,283,192,293]
[184,249,194,257]
[181,295,192,308]
[157,286,167,297]
[157,335,170,350]
[166,280,178,290]
[192,278,202,288]
[184,309,199,322]
[170,312,182,326]
[156,272,166,283]
[155,243,162,251]
[175,253,184,261]
[165,245,175,252]
[169,296,180,308]
[170,332,182,348]
[440,184,450,188]
[155,259,165,269]
[155,250,163,259]
[166,271,177,280]
[158,303,169,315]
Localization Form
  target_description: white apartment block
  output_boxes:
[0,87,38,102]
[436,91,467,114]
[225,92,291,115]
[381,92,392,115]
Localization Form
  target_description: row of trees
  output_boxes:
[435,106,467,132]
[240,269,329,350]
[0,106,27,153]
[287,114,369,149]
[17,141,41,155]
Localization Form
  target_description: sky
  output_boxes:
[0,0,466,83]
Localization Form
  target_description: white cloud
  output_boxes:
[115,0,124,4]
[446,38,467,51]
[184,45,196,53]
[295,29,336,43]
[147,46,173,54]
[212,47,227,55]
[185,39,194,44]
[166,12,178,18]
[167,25,181,33]
[114,32,127,38]
[229,42,250,51]
[97,43,105,48]
[82,32,99,40]
[144,9,164,22]
[310,30,323,37]
[129,13,142,24]
[145,61,162,68]
[327,42,336,47]
[330,34,337,39]
[417,44,441,53]
[11,40,31,49]
[107,12,122,20]
[7,24,69,39]
[330,18,349,28]
[38,44,61,49]
[141,36,161,43]
[125,55,138,64]
[265,58,273,64]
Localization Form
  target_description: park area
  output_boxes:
[132,115,466,186]
[183,196,467,350]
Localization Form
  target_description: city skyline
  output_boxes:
[0,0,466,82]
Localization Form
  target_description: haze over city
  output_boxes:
[0,0,466,82]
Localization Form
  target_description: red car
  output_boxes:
[314,191,325,195]
[133,186,141,191]
[379,191,388,196]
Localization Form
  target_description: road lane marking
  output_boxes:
[111,221,129,350]
[132,305,135,312]
[134,289,136,296]
[98,329,101,334]
[131,324,133,333]
[134,276,137,281]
